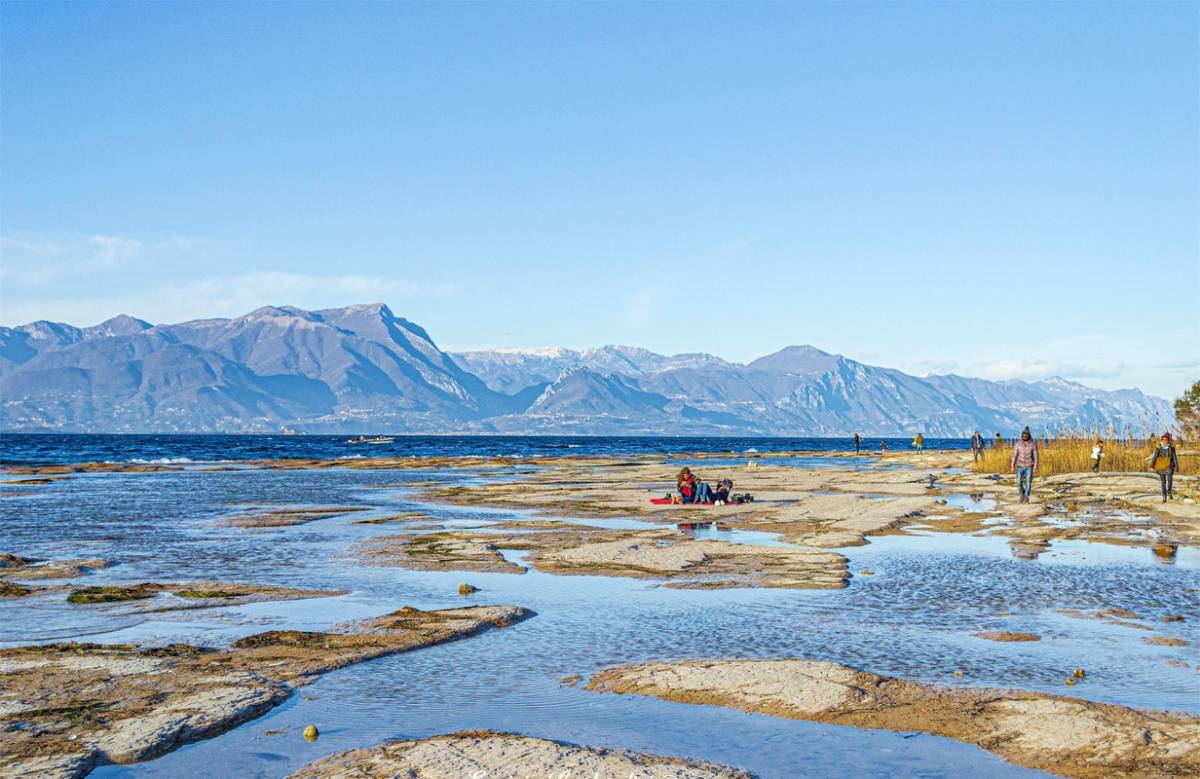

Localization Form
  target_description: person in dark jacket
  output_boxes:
[970,431,985,462]
[1149,433,1179,502]
[1009,427,1038,503]
[853,433,862,455]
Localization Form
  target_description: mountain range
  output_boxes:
[0,303,1175,435]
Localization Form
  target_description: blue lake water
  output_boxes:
[0,433,970,465]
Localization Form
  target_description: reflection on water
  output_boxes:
[942,492,999,512]
[3,467,1197,779]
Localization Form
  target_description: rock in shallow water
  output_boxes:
[586,659,1200,779]
[288,731,754,779]
[0,605,534,778]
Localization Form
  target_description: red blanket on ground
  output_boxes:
[649,498,723,506]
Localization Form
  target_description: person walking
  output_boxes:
[853,433,862,455]
[970,431,985,462]
[913,433,925,452]
[1009,427,1038,503]
[1091,439,1104,473]
[1149,433,1179,502]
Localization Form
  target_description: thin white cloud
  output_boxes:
[0,271,459,327]
[1157,357,1200,371]
[903,357,1130,382]
[0,233,149,284]
[974,359,1129,382]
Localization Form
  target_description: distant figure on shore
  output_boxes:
[913,433,925,452]
[970,431,985,462]
[995,432,1003,448]
[1091,439,1104,473]
[1009,427,1038,503]
[880,440,888,455]
[1149,434,1178,502]
[853,433,862,454]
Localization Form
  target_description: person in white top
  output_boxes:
[1091,440,1103,473]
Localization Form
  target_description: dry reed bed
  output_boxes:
[973,436,1197,477]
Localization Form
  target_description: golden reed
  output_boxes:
[972,432,1197,478]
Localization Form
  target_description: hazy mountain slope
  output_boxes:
[924,374,1173,433]
[639,350,1016,436]
[0,335,333,432]
[0,305,504,432]
[0,315,151,375]
[460,343,1171,436]
[0,304,1175,434]
[451,345,733,394]
[480,369,743,434]
[155,303,505,421]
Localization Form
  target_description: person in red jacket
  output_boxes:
[677,468,698,504]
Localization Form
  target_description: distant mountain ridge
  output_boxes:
[0,303,1175,435]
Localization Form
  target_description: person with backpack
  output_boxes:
[1009,427,1038,503]
[970,431,985,462]
[1149,434,1179,502]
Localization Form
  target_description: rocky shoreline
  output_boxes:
[2,449,1197,778]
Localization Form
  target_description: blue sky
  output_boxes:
[1,2,1197,398]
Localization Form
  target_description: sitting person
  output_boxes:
[694,481,714,503]
[712,478,732,503]
[677,468,698,503]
